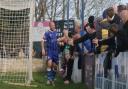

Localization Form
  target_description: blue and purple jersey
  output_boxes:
[44,30,58,51]
[43,30,59,63]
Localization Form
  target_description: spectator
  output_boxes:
[93,5,128,78]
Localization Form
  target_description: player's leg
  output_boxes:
[52,62,58,80]
[46,55,53,85]
[51,54,59,86]
[64,58,74,84]
[60,56,67,77]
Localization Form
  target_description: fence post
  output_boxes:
[126,75,128,89]
[112,70,115,89]
[94,55,97,89]
[102,69,105,89]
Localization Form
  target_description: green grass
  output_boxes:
[0,72,86,89]
[0,72,26,83]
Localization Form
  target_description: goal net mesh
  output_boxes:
[0,0,34,83]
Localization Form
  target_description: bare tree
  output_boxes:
[35,0,121,21]
[35,0,47,21]
[74,0,80,19]
[62,0,66,19]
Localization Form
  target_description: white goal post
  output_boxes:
[0,0,35,84]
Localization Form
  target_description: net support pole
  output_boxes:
[27,0,35,84]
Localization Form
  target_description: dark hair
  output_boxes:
[85,16,95,29]
[118,5,128,13]
[106,7,114,18]
[106,7,114,12]
[88,16,94,24]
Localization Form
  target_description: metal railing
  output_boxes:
[95,52,128,89]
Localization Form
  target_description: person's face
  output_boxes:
[118,10,128,23]
[108,11,114,18]
[49,22,55,31]
[86,25,92,34]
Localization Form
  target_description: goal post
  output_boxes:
[28,0,35,84]
[0,0,35,84]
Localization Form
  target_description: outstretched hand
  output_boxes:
[68,38,74,46]
[92,38,99,47]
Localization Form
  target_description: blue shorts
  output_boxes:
[47,51,59,64]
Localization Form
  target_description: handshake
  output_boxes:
[92,38,99,47]
[66,32,98,46]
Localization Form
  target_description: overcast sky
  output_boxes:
[121,0,128,4]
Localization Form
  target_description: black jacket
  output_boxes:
[98,20,128,57]
[115,20,128,52]
[74,32,96,44]
[109,14,121,25]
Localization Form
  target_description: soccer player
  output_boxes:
[42,21,59,86]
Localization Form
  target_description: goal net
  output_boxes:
[0,0,34,84]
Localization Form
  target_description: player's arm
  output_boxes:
[41,33,46,56]
[41,39,45,56]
